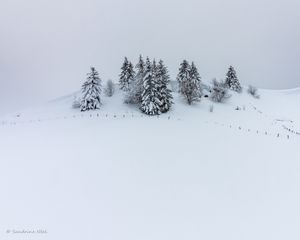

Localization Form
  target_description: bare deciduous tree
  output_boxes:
[247,85,260,99]
[210,79,231,103]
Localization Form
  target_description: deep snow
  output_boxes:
[0,87,300,240]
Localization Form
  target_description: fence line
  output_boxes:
[0,112,295,141]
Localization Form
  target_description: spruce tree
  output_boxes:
[157,60,173,113]
[225,66,242,92]
[136,55,145,76]
[189,61,202,96]
[140,58,161,115]
[152,58,158,82]
[119,57,135,92]
[177,60,190,95]
[81,67,102,111]
[124,55,145,104]
[119,57,129,89]
[134,54,145,103]
[177,60,202,105]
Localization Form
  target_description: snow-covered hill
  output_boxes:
[0,88,300,240]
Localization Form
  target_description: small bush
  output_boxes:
[104,80,115,97]
[72,95,81,109]
[247,85,260,99]
[124,82,141,105]
[210,79,231,103]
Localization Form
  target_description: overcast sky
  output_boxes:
[0,0,299,113]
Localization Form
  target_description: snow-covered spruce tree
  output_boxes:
[72,95,81,109]
[140,58,161,115]
[225,66,242,92]
[124,55,145,104]
[177,61,202,105]
[189,62,202,97]
[156,60,173,113]
[119,57,135,92]
[177,60,190,95]
[135,54,145,89]
[81,67,102,111]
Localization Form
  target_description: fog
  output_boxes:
[0,0,299,113]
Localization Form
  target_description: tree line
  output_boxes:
[76,55,244,114]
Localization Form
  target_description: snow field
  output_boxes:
[0,87,300,240]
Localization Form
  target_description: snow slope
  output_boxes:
[0,88,300,240]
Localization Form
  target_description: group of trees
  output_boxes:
[209,65,243,103]
[175,61,242,104]
[120,55,173,115]
[177,60,202,105]
[77,56,244,114]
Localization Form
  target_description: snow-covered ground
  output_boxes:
[0,87,300,240]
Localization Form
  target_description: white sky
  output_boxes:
[0,0,299,113]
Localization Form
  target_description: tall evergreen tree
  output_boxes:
[156,60,173,113]
[189,61,202,96]
[177,60,202,105]
[177,60,190,95]
[140,58,161,115]
[124,55,145,104]
[225,66,242,92]
[152,59,158,81]
[81,67,102,111]
[119,57,129,91]
[136,55,145,77]
[119,57,135,91]
[134,55,145,103]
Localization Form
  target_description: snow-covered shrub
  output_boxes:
[124,81,141,104]
[104,79,115,97]
[72,96,81,109]
[210,79,231,103]
[247,85,260,99]
[201,82,211,97]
